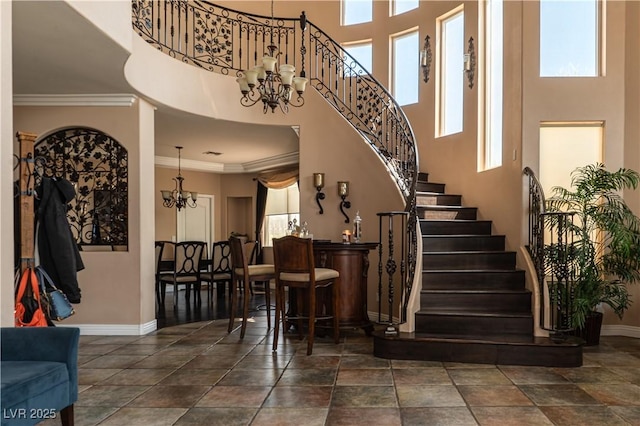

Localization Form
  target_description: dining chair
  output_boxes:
[228,236,275,338]
[154,241,166,306]
[272,235,340,355]
[200,240,232,303]
[159,241,206,309]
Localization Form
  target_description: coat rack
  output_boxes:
[17,131,38,274]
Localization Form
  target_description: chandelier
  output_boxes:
[160,146,197,211]
[236,0,308,114]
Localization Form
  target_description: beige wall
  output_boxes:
[521,0,636,327]
[623,1,640,328]
[7,1,640,332]
[13,101,156,329]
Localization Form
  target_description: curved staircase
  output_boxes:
[132,1,582,367]
[373,173,583,367]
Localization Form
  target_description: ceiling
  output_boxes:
[11,1,299,172]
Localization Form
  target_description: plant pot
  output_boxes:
[574,311,603,346]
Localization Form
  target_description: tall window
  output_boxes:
[480,0,503,170]
[391,30,419,106]
[262,184,299,246]
[437,7,464,136]
[540,0,600,77]
[343,41,373,76]
[342,0,372,26]
[392,0,419,16]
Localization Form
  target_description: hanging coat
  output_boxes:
[36,177,84,303]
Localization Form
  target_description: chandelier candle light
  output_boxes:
[236,0,308,114]
[161,146,197,211]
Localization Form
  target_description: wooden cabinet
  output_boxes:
[313,241,378,335]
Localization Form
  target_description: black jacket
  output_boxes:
[36,177,84,303]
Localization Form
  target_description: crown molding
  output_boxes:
[155,151,299,174]
[241,151,299,172]
[13,94,138,107]
[155,156,225,173]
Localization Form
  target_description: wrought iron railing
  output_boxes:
[523,167,575,337]
[132,0,419,322]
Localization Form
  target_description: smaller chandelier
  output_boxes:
[236,0,308,114]
[160,146,197,211]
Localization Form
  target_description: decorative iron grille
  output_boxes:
[34,128,128,248]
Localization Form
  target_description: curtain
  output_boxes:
[255,181,268,263]
[256,165,298,189]
[255,165,298,262]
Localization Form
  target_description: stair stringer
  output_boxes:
[519,246,550,337]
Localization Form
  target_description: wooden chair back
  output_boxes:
[272,236,315,278]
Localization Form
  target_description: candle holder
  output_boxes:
[313,173,325,214]
[338,181,351,223]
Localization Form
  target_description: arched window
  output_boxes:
[35,127,128,249]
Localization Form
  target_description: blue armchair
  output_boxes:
[1,327,79,426]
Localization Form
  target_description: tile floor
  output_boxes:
[41,317,640,426]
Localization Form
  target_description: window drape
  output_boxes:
[255,165,298,260]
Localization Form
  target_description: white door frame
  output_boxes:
[176,194,214,249]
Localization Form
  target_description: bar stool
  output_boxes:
[228,236,275,338]
[272,235,340,355]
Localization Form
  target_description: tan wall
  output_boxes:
[521,0,637,327]
[13,102,155,327]
[8,1,639,331]
[623,0,640,328]
[190,1,640,328]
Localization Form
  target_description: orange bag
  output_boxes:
[15,268,48,327]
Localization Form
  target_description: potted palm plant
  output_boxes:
[546,163,640,345]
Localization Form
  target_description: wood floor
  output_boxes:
[156,285,269,329]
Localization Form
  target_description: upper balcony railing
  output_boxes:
[132,0,419,324]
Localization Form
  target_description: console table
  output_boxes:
[313,241,378,335]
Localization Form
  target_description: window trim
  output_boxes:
[539,0,604,78]
[390,0,419,17]
[478,0,503,171]
[342,39,373,76]
[390,27,420,106]
[436,5,465,137]
[341,0,373,26]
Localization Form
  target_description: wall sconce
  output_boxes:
[313,172,325,214]
[338,181,351,223]
[464,36,476,89]
[420,35,432,83]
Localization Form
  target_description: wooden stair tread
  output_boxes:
[417,191,461,196]
[424,268,522,273]
[377,331,583,347]
[422,289,530,294]
[417,310,532,318]
[424,250,517,255]
[418,205,472,209]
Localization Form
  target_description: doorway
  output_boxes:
[177,194,214,250]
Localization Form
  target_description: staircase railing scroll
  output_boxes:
[132,0,420,326]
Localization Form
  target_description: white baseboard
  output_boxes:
[601,325,640,338]
[57,319,157,336]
